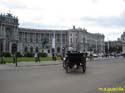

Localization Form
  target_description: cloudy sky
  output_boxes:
[0,0,125,41]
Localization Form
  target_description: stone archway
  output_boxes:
[57,47,60,53]
[11,43,17,54]
[35,47,39,53]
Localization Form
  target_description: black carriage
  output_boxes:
[63,51,87,73]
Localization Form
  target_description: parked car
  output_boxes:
[92,53,98,57]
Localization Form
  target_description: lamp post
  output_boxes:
[52,32,56,60]
[13,39,18,67]
[96,40,97,54]
[108,41,109,56]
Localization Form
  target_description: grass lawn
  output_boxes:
[2,57,61,63]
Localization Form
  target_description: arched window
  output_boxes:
[35,47,39,52]
[11,43,17,54]
[57,47,60,53]
[24,47,28,52]
[48,49,50,53]
[30,47,33,53]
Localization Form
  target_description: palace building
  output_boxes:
[0,13,105,56]
[121,32,125,55]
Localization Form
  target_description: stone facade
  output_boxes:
[0,13,18,54]
[68,27,105,54]
[0,13,105,56]
[18,28,68,56]
[105,40,122,54]
[121,32,125,54]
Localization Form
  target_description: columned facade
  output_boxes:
[18,28,68,56]
[0,13,19,54]
[0,13,105,56]
[121,32,125,54]
[68,27,105,54]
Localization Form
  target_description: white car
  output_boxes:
[92,54,98,57]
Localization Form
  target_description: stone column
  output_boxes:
[27,33,30,42]
[22,32,24,53]
[0,25,4,53]
[34,33,36,43]
[23,32,25,42]
[16,27,19,52]
[61,31,63,54]
[0,24,2,36]
[3,26,6,52]
[9,42,12,53]
[15,27,18,40]
[38,33,40,43]
[13,28,15,39]
[32,32,34,43]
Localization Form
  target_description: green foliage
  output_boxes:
[24,52,34,57]
[4,57,61,63]
[2,52,11,57]
[16,52,22,57]
[39,52,48,57]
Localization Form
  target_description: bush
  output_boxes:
[2,52,11,57]
[39,52,48,57]
[16,52,22,57]
[24,52,34,57]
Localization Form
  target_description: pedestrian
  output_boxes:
[52,53,56,61]
[90,53,93,61]
[2,55,5,64]
[13,53,16,63]
[34,52,38,63]
[54,53,56,61]
[37,53,40,63]
[1,53,6,64]
[13,53,17,66]
[52,53,55,60]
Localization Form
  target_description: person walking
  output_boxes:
[34,52,38,63]
[13,53,17,66]
[37,53,40,63]
[1,53,5,64]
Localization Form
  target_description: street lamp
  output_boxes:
[96,40,97,54]
[52,32,56,60]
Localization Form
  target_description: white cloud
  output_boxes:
[0,0,124,40]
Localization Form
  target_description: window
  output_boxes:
[36,38,38,43]
[48,49,50,53]
[63,39,65,43]
[35,47,39,52]
[57,47,60,53]
[30,38,32,42]
[30,47,33,52]
[25,38,27,42]
[70,38,72,43]
[24,47,28,52]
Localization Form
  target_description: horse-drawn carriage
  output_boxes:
[63,51,87,73]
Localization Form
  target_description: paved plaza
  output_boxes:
[0,57,125,93]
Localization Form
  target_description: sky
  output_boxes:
[0,0,125,41]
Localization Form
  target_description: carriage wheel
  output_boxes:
[63,61,66,69]
[65,66,69,73]
[82,62,86,73]
[65,60,69,73]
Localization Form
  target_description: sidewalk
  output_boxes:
[18,61,62,67]
[0,61,62,70]
[0,57,122,69]
[87,56,122,62]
